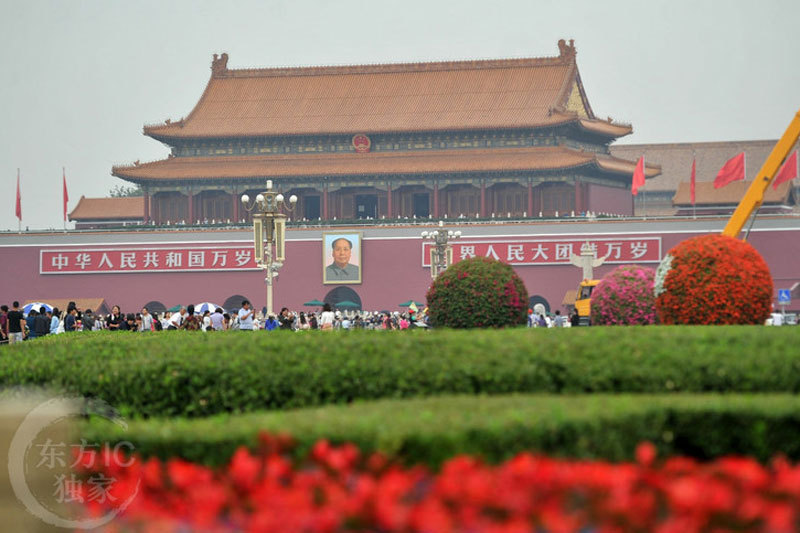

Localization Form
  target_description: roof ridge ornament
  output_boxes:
[557,39,576,60]
[212,53,229,77]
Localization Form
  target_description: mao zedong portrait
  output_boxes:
[325,237,360,282]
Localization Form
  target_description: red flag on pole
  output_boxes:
[690,158,696,205]
[773,150,798,190]
[713,152,745,189]
[15,170,21,221]
[631,156,645,196]
[62,168,69,222]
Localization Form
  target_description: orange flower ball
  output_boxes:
[654,234,773,325]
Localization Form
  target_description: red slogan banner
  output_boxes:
[422,238,661,267]
[41,246,259,274]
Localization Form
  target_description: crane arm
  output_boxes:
[722,109,800,238]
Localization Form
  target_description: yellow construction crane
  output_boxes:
[723,109,800,238]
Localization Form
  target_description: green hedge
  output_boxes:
[80,393,800,467]
[2,327,799,417]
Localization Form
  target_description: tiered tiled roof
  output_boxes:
[610,140,800,192]
[672,180,793,206]
[143,40,631,140]
[113,146,660,182]
[68,196,143,221]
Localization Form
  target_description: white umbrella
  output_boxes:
[23,302,53,316]
[194,302,224,315]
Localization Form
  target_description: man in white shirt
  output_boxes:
[238,300,255,330]
[168,307,186,330]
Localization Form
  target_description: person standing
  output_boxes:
[107,306,124,331]
[64,308,78,332]
[278,307,294,330]
[7,302,25,344]
[298,312,310,330]
[181,305,202,331]
[570,309,580,327]
[553,310,565,327]
[319,303,335,330]
[140,307,154,332]
[0,305,8,344]
[83,309,95,331]
[210,308,224,331]
[238,300,255,331]
[25,310,38,340]
[48,308,60,335]
[34,310,50,338]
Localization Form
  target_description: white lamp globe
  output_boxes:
[241,194,250,204]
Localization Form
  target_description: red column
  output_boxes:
[480,181,486,217]
[323,185,329,220]
[151,192,159,224]
[527,182,533,217]
[143,190,150,224]
[574,180,582,214]
[187,190,194,224]
[387,182,393,218]
[433,181,439,218]
[232,189,239,222]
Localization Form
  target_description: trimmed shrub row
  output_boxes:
[80,393,800,467]
[2,327,800,417]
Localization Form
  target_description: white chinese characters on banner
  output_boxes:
[422,238,661,267]
[41,247,260,274]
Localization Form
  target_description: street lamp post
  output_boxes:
[421,221,461,278]
[241,180,297,317]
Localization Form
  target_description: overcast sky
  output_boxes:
[2,0,798,231]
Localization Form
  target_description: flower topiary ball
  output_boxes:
[590,265,657,325]
[426,257,528,328]
[654,234,773,325]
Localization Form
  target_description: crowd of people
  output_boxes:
[0,300,432,343]
[0,299,582,344]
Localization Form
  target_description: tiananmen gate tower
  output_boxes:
[112,40,659,225]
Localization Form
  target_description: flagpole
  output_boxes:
[63,166,66,232]
[692,152,696,220]
[17,168,21,233]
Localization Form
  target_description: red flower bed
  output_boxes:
[654,234,773,325]
[74,434,800,533]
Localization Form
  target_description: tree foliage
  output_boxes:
[426,257,528,328]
